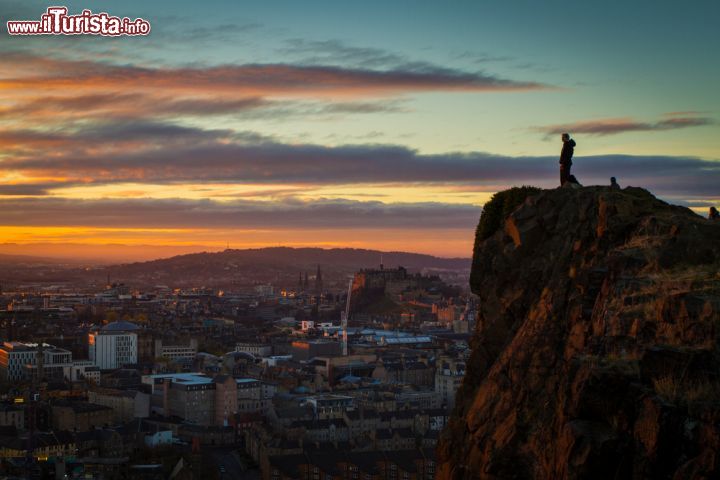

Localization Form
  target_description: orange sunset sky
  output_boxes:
[1,1,718,262]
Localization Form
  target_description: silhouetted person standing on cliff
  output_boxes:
[559,133,576,186]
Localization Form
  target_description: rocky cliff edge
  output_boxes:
[437,186,720,479]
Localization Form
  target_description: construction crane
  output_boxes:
[341,279,353,356]
[25,341,44,476]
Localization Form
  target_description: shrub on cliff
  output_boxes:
[470,185,541,309]
[475,186,542,242]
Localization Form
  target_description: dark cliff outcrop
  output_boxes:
[437,186,720,479]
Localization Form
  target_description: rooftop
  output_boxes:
[144,372,213,386]
[100,320,140,333]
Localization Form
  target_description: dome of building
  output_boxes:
[224,351,256,362]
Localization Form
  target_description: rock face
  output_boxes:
[437,186,720,479]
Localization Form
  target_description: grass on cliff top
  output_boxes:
[475,186,542,242]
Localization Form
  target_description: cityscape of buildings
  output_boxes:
[0,262,473,479]
[2,1,712,478]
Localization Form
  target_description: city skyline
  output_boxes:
[1,0,719,259]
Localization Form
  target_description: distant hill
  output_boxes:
[107,247,468,270]
[91,247,470,288]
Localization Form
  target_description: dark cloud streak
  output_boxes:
[538,115,715,137]
[2,53,550,94]
[0,197,480,230]
[2,121,718,199]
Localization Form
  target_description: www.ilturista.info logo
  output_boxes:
[7,6,151,36]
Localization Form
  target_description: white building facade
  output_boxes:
[89,321,139,370]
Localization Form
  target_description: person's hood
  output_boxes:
[568,139,576,147]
